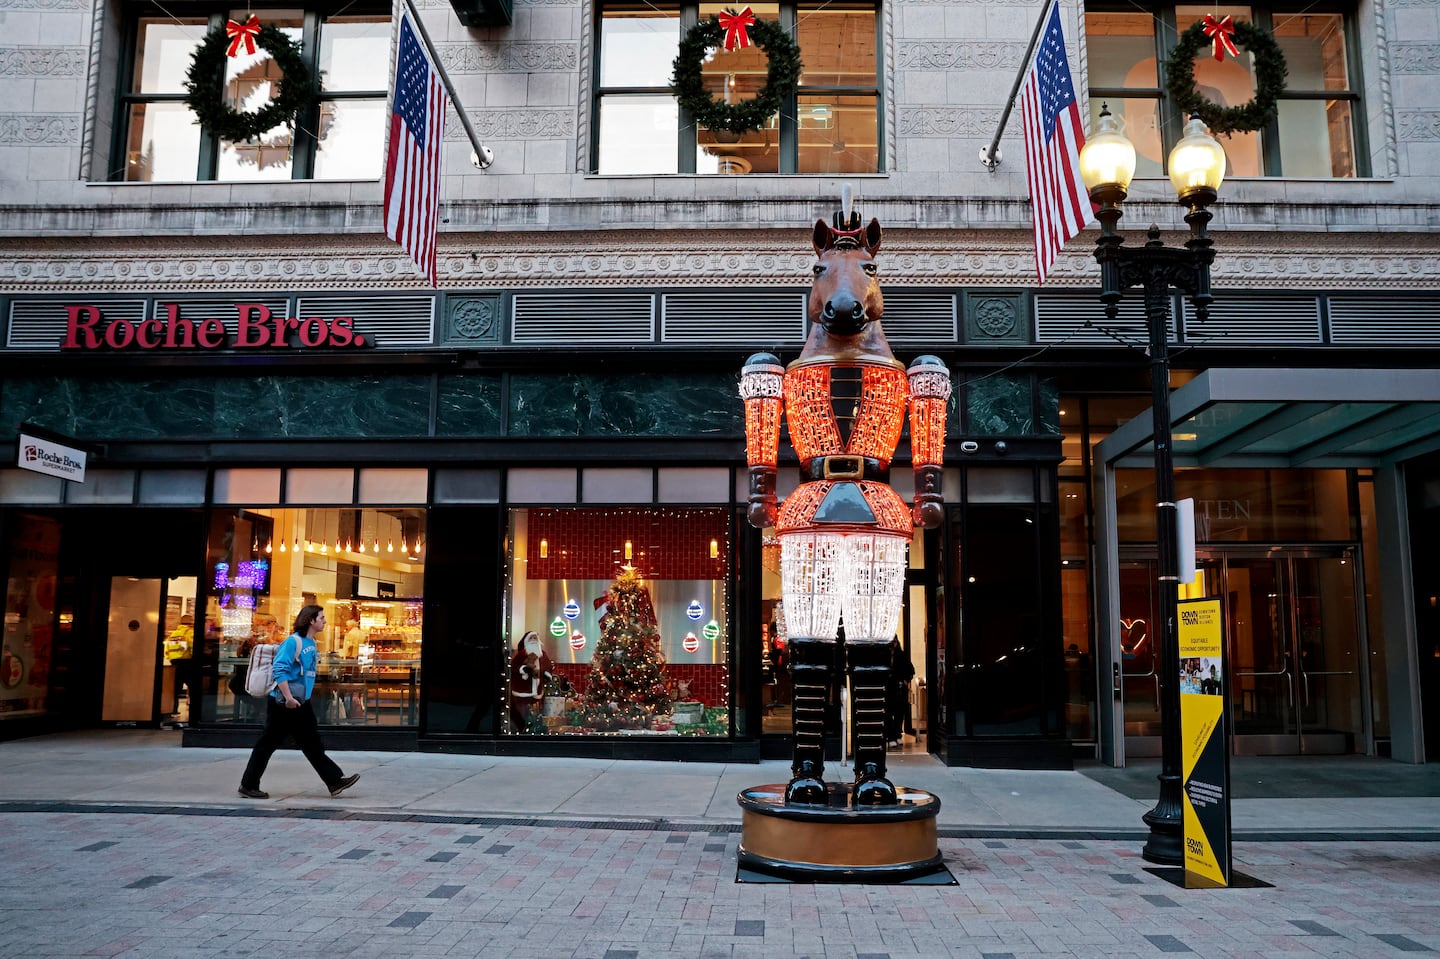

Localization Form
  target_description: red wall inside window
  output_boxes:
[553,661,728,708]
[526,507,730,580]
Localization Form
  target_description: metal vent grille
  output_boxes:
[295,294,435,348]
[882,290,957,344]
[1034,294,1163,346]
[158,297,291,333]
[661,291,805,345]
[7,300,147,349]
[512,292,655,344]
[1180,295,1322,345]
[1328,296,1440,345]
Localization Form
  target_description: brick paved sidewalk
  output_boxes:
[1,810,1436,959]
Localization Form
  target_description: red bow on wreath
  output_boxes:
[226,14,262,58]
[718,6,756,51]
[1201,14,1239,62]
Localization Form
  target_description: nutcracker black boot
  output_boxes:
[848,641,897,805]
[785,637,831,805]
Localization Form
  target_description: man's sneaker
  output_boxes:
[237,786,269,799]
[329,774,360,797]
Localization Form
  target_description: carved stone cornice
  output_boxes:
[895,41,1025,71]
[436,41,578,73]
[0,113,80,143]
[896,107,999,138]
[0,46,87,76]
[1392,44,1440,74]
[450,109,575,139]
[3,229,1438,294]
[1397,112,1440,140]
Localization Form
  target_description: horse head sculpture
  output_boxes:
[805,214,890,361]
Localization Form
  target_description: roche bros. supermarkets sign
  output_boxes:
[18,432,87,482]
[60,303,369,351]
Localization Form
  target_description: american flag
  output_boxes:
[1019,3,1093,286]
[383,12,448,286]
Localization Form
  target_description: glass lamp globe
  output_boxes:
[1079,104,1137,197]
[1168,114,1226,202]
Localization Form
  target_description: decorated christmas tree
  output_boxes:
[576,565,671,729]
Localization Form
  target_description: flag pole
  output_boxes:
[979,0,1058,171]
[399,0,494,168]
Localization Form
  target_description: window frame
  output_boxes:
[590,0,884,175]
[1085,1,1368,178]
[110,3,389,183]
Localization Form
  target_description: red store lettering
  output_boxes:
[61,304,367,351]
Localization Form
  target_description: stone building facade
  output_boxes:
[1,0,1438,767]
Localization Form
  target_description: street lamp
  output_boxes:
[1079,105,1226,866]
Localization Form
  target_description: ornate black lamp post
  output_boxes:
[1079,106,1227,866]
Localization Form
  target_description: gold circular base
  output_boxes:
[737,783,943,882]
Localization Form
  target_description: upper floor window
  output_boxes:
[594,1,881,175]
[1086,3,1365,178]
[114,6,390,182]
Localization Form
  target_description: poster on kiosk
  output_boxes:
[1178,596,1231,888]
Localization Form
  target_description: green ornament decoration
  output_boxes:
[185,22,315,143]
[671,16,802,136]
[1166,19,1287,136]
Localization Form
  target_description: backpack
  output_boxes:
[244,643,278,698]
[245,639,301,698]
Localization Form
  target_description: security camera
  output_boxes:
[471,145,494,170]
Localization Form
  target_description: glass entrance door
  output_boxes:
[1207,549,1365,755]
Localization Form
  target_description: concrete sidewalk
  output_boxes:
[4,730,1437,839]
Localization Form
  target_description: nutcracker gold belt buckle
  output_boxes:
[821,455,863,480]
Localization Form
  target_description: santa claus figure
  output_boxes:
[508,629,555,732]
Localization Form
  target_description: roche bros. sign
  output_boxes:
[60,303,369,351]
[18,432,87,482]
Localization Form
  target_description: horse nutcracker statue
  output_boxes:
[741,203,951,806]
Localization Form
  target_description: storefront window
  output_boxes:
[203,507,425,726]
[504,507,731,736]
[1059,481,1092,740]
[1,515,61,720]
[759,530,790,735]
[1116,468,1354,542]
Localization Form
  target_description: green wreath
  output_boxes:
[184,23,314,142]
[1166,19,1287,136]
[671,16,801,136]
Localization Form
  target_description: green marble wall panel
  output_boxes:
[0,376,430,440]
[435,374,504,436]
[214,376,430,438]
[1037,377,1060,435]
[507,372,743,437]
[964,373,1036,435]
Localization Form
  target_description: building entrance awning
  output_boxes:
[1096,368,1440,469]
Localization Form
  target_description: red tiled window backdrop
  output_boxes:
[526,507,730,581]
